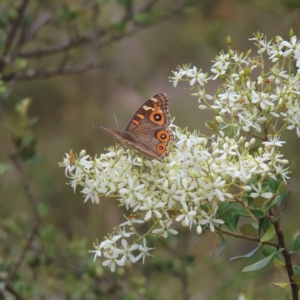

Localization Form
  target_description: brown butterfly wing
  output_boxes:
[100,93,173,161]
[124,93,173,160]
[125,93,171,132]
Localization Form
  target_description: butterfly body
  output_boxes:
[100,93,174,162]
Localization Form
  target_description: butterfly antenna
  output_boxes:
[88,124,103,129]
[113,111,119,129]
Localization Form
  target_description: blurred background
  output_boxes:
[1,0,300,299]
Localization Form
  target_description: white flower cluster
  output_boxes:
[170,33,300,138]
[61,127,289,271]
[60,33,297,272]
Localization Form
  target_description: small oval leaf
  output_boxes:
[240,224,257,238]
[231,203,250,217]
[242,252,276,272]
[224,211,239,232]
[270,282,290,289]
[230,245,261,261]
[278,181,287,194]
[217,236,226,257]
[292,233,300,252]
[261,224,275,242]
[291,274,300,285]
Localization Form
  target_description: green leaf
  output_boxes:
[216,202,229,218]
[261,244,277,257]
[270,213,283,223]
[270,282,290,289]
[230,245,261,261]
[278,181,287,194]
[261,224,275,242]
[38,203,49,217]
[230,203,250,217]
[265,190,288,210]
[293,265,300,274]
[216,236,226,257]
[291,274,300,285]
[205,120,218,132]
[224,211,239,232]
[242,252,276,272]
[0,163,11,175]
[292,233,300,252]
[266,177,280,193]
[273,254,285,266]
[249,207,265,219]
[117,0,133,9]
[251,196,265,208]
[240,224,257,238]
[259,218,270,235]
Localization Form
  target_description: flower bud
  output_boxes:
[79,149,86,157]
[227,36,231,46]
[199,105,207,110]
[212,149,220,156]
[244,142,249,148]
[197,225,203,234]
[243,185,251,192]
[258,147,263,155]
[257,31,261,39]
[238,136,245,144]
[250,138,255,145]
[246,49,252,56]
[279,159,289,164]
[216,116,225,123]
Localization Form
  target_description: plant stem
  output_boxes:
[216,228,279,248]
[271,214,299,300]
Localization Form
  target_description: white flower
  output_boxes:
[152,220,178,238]
[119,176,145,207]
[61,152,76,175]
[102,251,126,272]
[262,136,286,148]
[174,178,198,204]
[138,197,164,221]
[175,202,197,229]
[250,183,273,199]
[82,177,100,204]
[199,214,224,232]
[186,66,209,86]
[170,70,183,87]
[135,238,154,264]
[115,239,138,263]
[90,240,102,261]
[282,36,299,57]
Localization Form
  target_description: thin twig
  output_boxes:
[6,224,39,282]
[6,156,42,282]
[3,61,105,81]
[216,228,280,248]
[23,11,52,42]
[3,0,29,56]
[270,210,299,300]
[4,282,25,300]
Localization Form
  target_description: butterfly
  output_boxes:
[100,93,174,162]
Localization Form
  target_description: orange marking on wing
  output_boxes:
[150,111,165,125]
[157,143,166,155]
[156,130,170,142]
[132,120,140,125]
[136,113,145,120]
